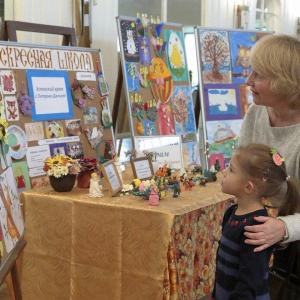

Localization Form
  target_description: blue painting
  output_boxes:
[229,31,257,84]
[204,84,242,121]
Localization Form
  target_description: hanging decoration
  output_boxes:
[71,79,96,108]
[17,82,35,115]
[96,60,109,97]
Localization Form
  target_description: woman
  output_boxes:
[239,34,300,265]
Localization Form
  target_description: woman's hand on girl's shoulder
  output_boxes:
[244,216,285,252]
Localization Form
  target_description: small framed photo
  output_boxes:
[99,159,122,196]
[130,156,154,181]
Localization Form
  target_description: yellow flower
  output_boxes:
[44,154,81,178]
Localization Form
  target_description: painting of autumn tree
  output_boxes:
[200,30,231,83]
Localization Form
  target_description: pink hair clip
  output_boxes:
[271,148,284,166]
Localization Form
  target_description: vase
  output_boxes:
[49,174,76,192]
[77,170,94,188]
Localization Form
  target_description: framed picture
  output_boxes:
[99,159,122,196]
[130,156,154,181]
[203,83,242,121]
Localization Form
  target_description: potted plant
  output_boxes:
[43,154,81,192]
[77,157,98,188]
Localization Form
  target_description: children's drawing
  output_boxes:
[171,85,196,140]
[45,120,64,139]
[0,166,25,254]
[24,122,44,141]
[157,104,175,135]
[1,71,16,95]
[5,96,19,121]
[83,107,99,124]
[120,20,139,62]
[65,119,82,136]
[125,62,140,93]
[229,31,256,83]
[199,30,231,83]
[138,36,151,65]
[12,161,31,193]
[206,119,242,159]
[204,84,242,120]
[165,30,188,81]
[66,141,84,159]
[182,141,200,169]
[49,143,67,156]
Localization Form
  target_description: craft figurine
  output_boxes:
[114,155,123,183]
[148,180,160,206]
[17,84,35,115]
[173,180,181,198]
[88,172,103,198]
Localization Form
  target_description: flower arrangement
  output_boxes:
[77,157,98,173]
[43,154,82,178]
[0,116,8,143]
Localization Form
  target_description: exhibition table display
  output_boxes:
[19,177,234,299]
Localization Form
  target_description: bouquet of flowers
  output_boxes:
[77,157,98,173]
[43,154,82,178]
[0,116,8,143]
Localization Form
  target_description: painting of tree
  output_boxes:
[172,89,189,137]
[200,30,231,83]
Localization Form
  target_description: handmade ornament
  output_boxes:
[17,83,35,115]
[101,98,113,128]
[71,79,96,108]
[148,57,173,104]
[96,61,109,97]
[96,140,116,165]
[131,93,145,121]
[84,126,104,149]
[144,99,157,121]
[5,97,19,121]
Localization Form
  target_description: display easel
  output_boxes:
[0,21,112,300]
[0,239,26,300]
[112,60,133,157]
[0,20,77,46]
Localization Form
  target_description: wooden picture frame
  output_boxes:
[99,159,122,196]
[130,156,154,181]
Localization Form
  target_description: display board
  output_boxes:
[0,41,114,265]
[116,15,199,170]
[195,27,271,169]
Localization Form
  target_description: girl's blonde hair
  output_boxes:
[250,34,300,109]
[235,143,300,216]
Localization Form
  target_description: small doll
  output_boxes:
[88,172,103,198]
[18,85,35,115]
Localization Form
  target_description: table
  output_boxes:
[19,177,234,300]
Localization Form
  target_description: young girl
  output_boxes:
[211,143,300,300]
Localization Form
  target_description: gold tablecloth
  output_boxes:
[19,180,234,300]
